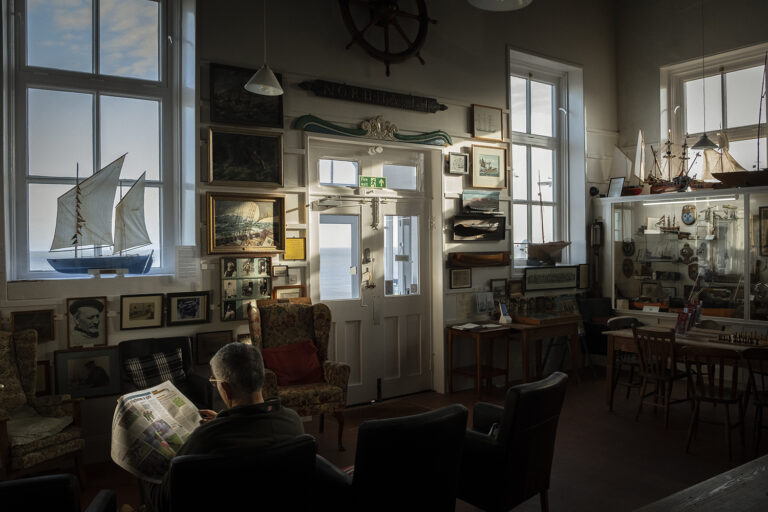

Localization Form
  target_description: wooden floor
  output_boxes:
[80,369,767,511]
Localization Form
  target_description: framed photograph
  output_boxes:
[607,177,625,198]
[462,190,500,213]
[272,264,288,277]
[10,309,55,342]
[447,152,469,175]
[166,292,210,326]
[284,238,306,260]
[450,268,472,289]
[490,278,507,299]
[209,62,283,128]
[66,297,107,348]
[208,127,283,186]
[54,346,120,398]
[760,207,768,257]
[471,145,507,189]
[120,294,164,330]
[452,215,505,241]
[472,104,503,141]
[273,285,306,300]
[36,360,51,396]
[207,193,285,255]
[195,330,233,365]
[287,268,301,285]
[523,266,578,292]
[220,257,272,321]
[475,292,495,313]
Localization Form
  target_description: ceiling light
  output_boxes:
[691,0,716,151]
[244,0,283,96]
[467,0,533,12]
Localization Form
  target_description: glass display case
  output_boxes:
[598,188,768,323]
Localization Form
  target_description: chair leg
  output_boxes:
[685,400,700,453]
[724,404,732,460]
[663,381,671,430]
[335,411,345,452]
[636,378,647,422]
[755,406,764,457]
[625,364,636,400]
[539,490,549,512]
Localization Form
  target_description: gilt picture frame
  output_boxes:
[207,193,285,255]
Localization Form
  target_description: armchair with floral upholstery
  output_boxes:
[248,302,350,450]
[0,330,85,482]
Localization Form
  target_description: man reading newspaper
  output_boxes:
[112,342,304,512]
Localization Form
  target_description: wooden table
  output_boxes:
[604,326,752,410]
[636,453,768,511]
[447,315,582,392]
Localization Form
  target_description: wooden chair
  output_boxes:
[608,316,643,401]
[633,327,688,429]
[681,345,744,459]
[742,347,768,456]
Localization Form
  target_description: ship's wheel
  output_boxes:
[339,0,436,76]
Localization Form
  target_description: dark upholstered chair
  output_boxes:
[457,372,568,512]
[117,336,213,409]
[743,347,768,456]
[248,302,350,450]
[316,404,468,511]
[0,473,115,512]
[0,330,85,482]
[168,434,317,512]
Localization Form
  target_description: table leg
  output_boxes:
[447,329,453,393]
[522,333,530,383]
[606,333,616,410]
[570,326,581,384]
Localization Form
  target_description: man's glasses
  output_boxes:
[209,377,224,387]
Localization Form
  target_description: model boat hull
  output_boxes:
[712,170,768,188]
[47,252,153,275]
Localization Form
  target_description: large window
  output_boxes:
[509,69,564,266]
[9,0,182,278]
[663,43,768,180]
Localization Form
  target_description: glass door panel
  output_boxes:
[319,215,359,301]
[384,215,419,296]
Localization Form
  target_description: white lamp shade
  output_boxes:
[244,64,284,96]
[468,0,533,11]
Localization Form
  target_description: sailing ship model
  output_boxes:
[47,154,154,275]
[527,171,570,265]
[647,139,681,194]
[623,130,646,195]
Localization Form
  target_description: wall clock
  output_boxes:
[339,0,436,76]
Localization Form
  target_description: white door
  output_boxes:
[308,140,432,405]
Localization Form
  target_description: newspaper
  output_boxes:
[110,381,202,483]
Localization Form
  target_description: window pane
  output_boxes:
[29,183,71,271]
[687,148,705,180]
[531,205,554,243]
[509,75,527,133]
[319,215,359,300]
[28,88,93,177]
[319,159,358,186]
[728,138,767,171]
[100,0,159,81]
[382,164,417,191]
[27,0,93,73]
[531,147,553,202]
[726,65,767,128]
[512,204,528,263]
[101,95,160,180]
[384,216,418,296]
[530,80,553,137]
[685,75,722,134]
[511,144,527,201]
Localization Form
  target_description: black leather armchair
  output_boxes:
[0,473,115,512]
[316,403,468,512]
[167,434,317,512]
[118,336,214,409]
[457,372,569,512]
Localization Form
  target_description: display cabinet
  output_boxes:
[593,187,768,323]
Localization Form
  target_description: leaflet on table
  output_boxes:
[110,381,202,483]
[452,323,481,330]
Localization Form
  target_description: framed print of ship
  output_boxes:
[471,145,507,189]
[207,193,285,255]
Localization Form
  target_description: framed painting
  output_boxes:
[523,266,578,292]
[207,193,285,255]
[208,127,283,186]
[449,268,472,289]
[10,309,55,342]
[471,145,507,189]
[447,152,469,175]
[607,177,624,198]
[166,292,211,326]
[120,294,164,330]
[490,278,507,299]
[54,346,121,398]
[472,104,503,141]
[452,215,506,241]
[36,360,51,396]
[273,285,306,299]
[462,190,500,213]
[66,297,108,348]
[209,62,283,128]
[195,330,233,365]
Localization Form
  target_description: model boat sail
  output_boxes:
[47,154,154,274]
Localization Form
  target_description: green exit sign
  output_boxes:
[359,176,387,188]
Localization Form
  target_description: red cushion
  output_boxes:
[261,339,323,386]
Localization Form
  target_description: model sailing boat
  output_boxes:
[527,171,570,264]
[47,154,154,275]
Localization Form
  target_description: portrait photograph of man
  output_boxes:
[67,297,108,347]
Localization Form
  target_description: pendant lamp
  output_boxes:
[244,0,283,96]
[467,0,533,11]
[691,0,716,150]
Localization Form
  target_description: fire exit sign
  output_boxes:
[358,176,387,188]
